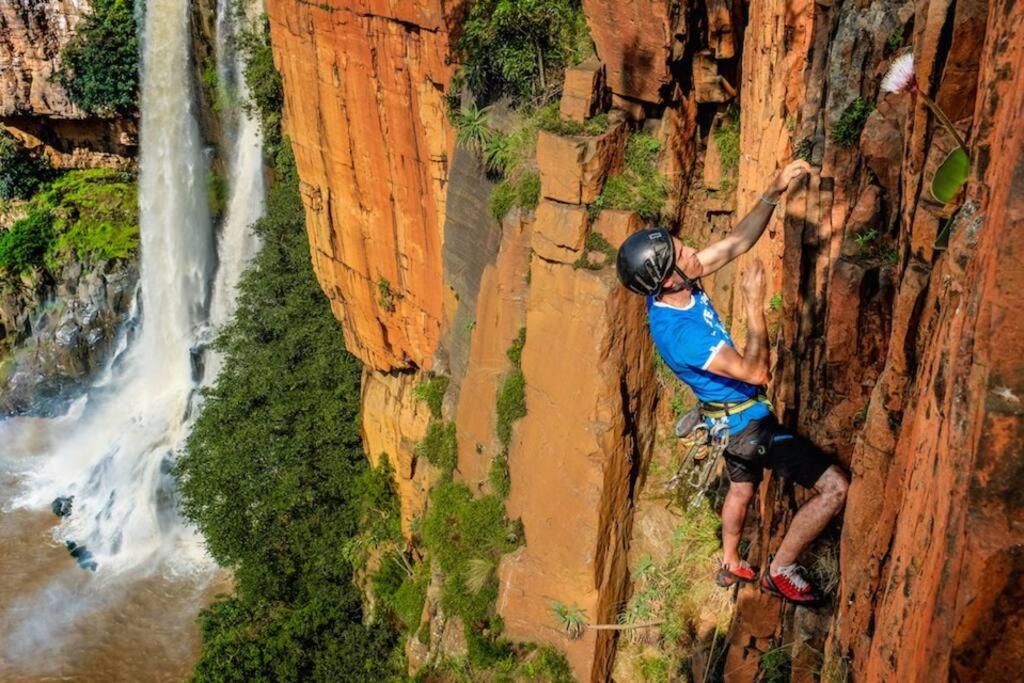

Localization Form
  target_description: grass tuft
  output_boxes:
[416,420,458,476]
[573,231,618,270]
[415,375,450,420]
[831,98,874,148]
[594,133,668,221]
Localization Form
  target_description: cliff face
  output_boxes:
[265,0,462,372]
[0,0,136,168]
[268,0,1023,680]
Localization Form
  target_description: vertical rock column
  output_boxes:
[265,0,461,371]
[494,118,657,681]
[834,0,1024,678]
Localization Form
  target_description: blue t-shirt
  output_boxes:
[647,289,769,431]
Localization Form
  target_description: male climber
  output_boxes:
[615,159,848,606]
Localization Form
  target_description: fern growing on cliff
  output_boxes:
[55,0,139,115]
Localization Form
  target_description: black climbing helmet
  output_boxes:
[616,228,695,296]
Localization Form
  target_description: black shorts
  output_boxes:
[722,416,831,489]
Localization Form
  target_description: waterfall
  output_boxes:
[207,0,263,340]
[4,0,264,576]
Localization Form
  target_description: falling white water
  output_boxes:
[7,0,214,574]
[4,0,264,578]
[204,0,264,383]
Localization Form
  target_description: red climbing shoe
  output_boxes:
[760,558,821,606]
[715,561,758,588]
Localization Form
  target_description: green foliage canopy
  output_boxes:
[56,0,139,115]
[0,132,50,200]
[458,0,591,103]
[0,169,137,275]
[174,146,402,681]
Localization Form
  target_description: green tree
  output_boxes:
[458,0,591,102]
[174,146,402,681]
[55,0,139,115]
[0,131,50,200]
[0,211,54,274]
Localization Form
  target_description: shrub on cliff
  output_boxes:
[55,0,139,115]
[421,480,521,666]
[592,132,668,221]
[458,0,592,103]
[0,211,54,274]
[0,169,137,276]
[0,132,50,200]
[175,144,402,680]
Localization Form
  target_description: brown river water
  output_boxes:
[0,419,228,681]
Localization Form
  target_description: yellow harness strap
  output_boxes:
[700,393,775,420]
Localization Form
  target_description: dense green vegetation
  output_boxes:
[174,145,404,681]
[490,171,541,221]
[457,0,592,103]
[491,328,527,498]
[0,132,50,200]
[713,111,741,174]
[55,0,139,115]
[0,211,53,275]
[236,15,285,157]
[0,169,137,275]
[591,132,668,221]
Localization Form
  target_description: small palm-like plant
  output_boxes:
[550,600,664,641]
[551,601,587,640]
[453,104,495,154]
[483,133,513,175]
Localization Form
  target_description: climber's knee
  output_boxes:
[727,480,756,505]
[813,465,848,513]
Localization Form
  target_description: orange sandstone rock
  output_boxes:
[266,0,462,371]
[360,369,435,536]
[581,0,676,104]
[592,209,641,249]
[536,124,627,205]
[455,214,534,490]
[531,200,590,263]
[560,58,607,123]
[497,257,656,682]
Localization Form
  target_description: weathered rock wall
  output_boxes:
[266,0,1023,679]
[722,0,1024,680]
[0,0,137,167]
[265,0,463,372]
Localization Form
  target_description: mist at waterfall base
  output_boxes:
[0,0,264,676]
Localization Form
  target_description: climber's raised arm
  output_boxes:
[705,258,770,386]
[692,159,813,278]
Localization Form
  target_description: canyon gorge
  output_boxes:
[1,0,1021,681]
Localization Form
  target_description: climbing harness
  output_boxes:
[665,392,774,504]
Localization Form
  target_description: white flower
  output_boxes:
[881,53,916,94]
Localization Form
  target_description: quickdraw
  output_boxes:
[665,410,731,505]
[665,393,775,501]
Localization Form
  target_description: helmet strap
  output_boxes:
[659,266,699,295]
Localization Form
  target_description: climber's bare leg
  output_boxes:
[771,466,848,570]
[722,481,755,566]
